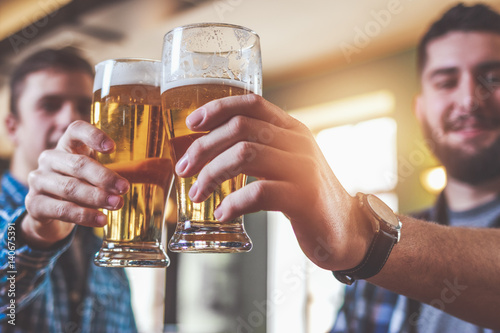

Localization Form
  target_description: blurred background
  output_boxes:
[1,0,498,332]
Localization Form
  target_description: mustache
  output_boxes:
[444,113,500,132]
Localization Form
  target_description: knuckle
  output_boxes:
[62,178,79,197]
[92,188,108,206]
[71,154,89,173]
[250,181,266,202]
[188,138,204,159]
[302,135,317,152]
[66,120,90,138]
[72,207,92,225]
[209,98,223,112]
[198,166,217,188]
[96,166,115,186]
[38,150,52,166]
[27,170,42,189]
[228,115,249,135]
[57,202,87,225]
[67,120,83,132]
[54,202,69,220]
[234,141,253,164]
[302,155,317,172]
[68,121,108,150]
[24,192,36,213]
[243,93,263,107]
[296,121,311,134]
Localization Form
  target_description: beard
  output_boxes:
[421,116,500,185]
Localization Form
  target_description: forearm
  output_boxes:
[369,216,500,329]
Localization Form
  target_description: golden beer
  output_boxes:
[162,79,252,252]
[93,59,172,267]
[162,23,262,252]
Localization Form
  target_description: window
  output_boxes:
[268,91,398,332]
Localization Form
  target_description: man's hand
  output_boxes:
[22,120,130,249]
[174,94,372,271]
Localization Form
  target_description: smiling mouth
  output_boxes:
[445,115,500,133]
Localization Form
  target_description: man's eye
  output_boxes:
[435,79,456,89]
[482,72,500,87]
[40,101,61,113]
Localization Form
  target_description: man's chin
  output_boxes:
[439,148,500,185]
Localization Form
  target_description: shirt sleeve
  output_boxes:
[330,279,403,333]
[330,285,351,332]
[0,207,75,321]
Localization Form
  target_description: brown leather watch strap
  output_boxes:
[333,193,399,285]
[333,228,396,285]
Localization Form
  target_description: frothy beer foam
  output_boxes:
[161,78,254,94]
[93,59,161,93]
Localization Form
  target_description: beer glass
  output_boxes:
[92,58,173,267]
[161,23,262,252]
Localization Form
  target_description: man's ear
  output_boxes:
[5,113,20,146]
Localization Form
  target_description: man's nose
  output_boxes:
[57,101,85,128]
[457,75,488,113]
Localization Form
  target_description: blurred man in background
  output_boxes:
[0,49,136,332]
[331,4,500,332]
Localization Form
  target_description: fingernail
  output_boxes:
[186,108,205,128]
[102,139,114,151]
[96,214,107,227]
[214,207,223,221]
[107,195,121,209]
[115,179,129,194]
[176,154,189,175]
[188,181,198,200]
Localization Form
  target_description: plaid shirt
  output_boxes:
[331,281,412,333]
[0,172,137,333]
[331,193,500,333]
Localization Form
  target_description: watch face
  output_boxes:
[366,195,399,227]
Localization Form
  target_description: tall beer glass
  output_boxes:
[161,23,262,252]
[92,58,173,267]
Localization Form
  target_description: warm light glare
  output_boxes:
[0,0,72,40]
[421,166,446,193]
[316,117,397,195]
[289,90,395,132]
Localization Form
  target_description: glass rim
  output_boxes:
[93,57,161,92]
[163,22,259,40]
[95,57,160,67]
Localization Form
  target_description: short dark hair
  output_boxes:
[9,48,94,116]
[417,3,500,75]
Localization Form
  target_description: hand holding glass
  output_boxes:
[93,58,173,267]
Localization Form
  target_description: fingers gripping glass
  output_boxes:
[92,58,174,267]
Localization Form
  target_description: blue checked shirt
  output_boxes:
[331,281,412,333]
[0,172,137,333]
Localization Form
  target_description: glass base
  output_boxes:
[168,221,252,253]
[94,241,170,267]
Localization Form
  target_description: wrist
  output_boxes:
[347,195,375,268]
[20,215,75,250]
[333,193,401,285]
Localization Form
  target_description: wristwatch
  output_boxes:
[333,193,402,285]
